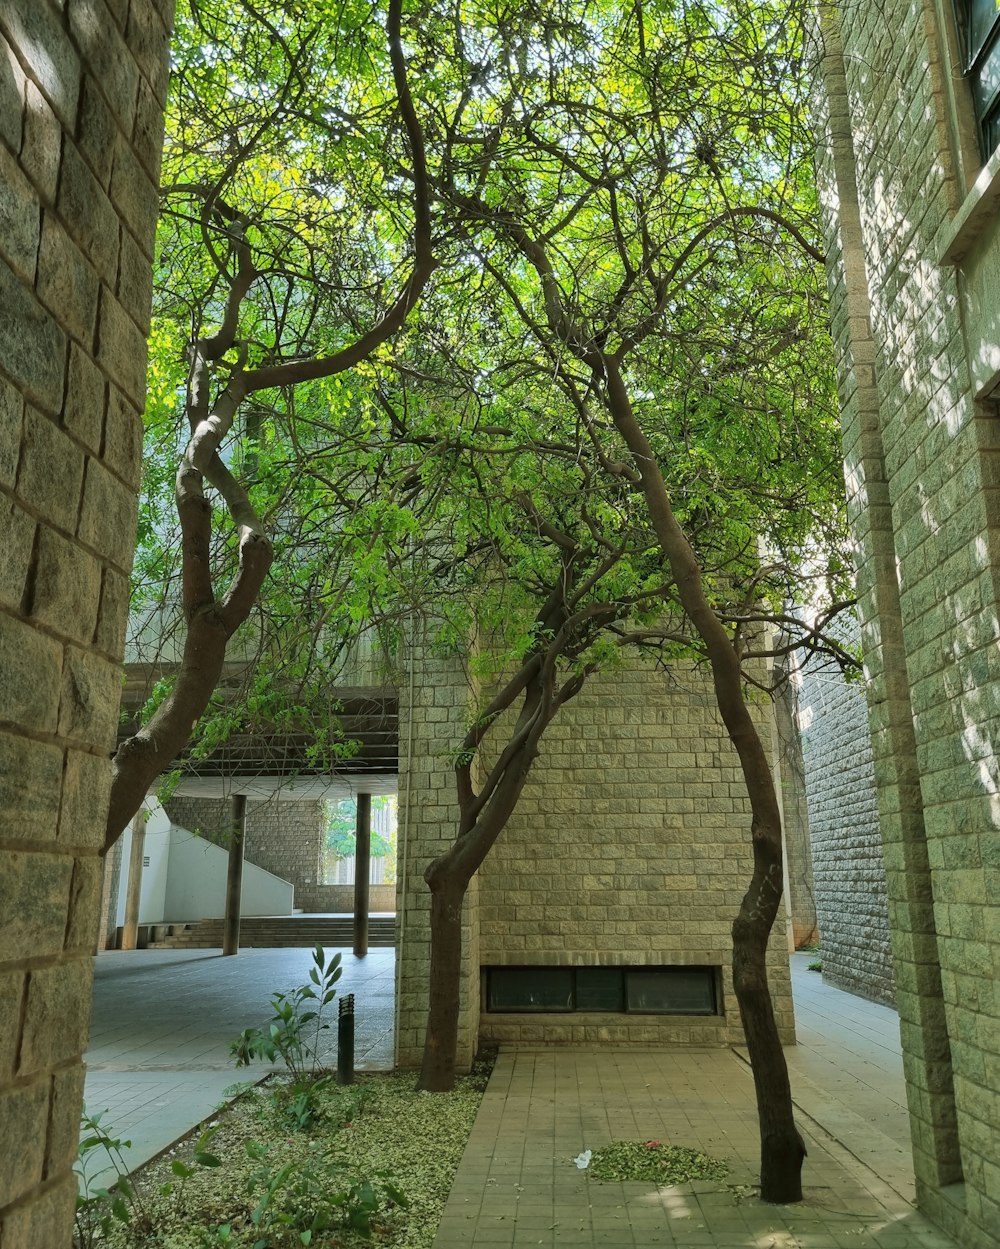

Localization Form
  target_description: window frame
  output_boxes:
[483,964,721,1016]
[955,0,1000,153]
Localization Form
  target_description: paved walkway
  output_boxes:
[84,949,955,1247]
[84,946,395,1175]
[433,956,953,1248]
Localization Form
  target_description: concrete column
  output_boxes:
[120,809,148,950]
[223,794,246,956]
[353,793,371,957]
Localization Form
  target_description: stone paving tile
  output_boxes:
[84,944,395,1181]
[433,1046,958,1249]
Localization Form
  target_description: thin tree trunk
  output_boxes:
[418,871,468,1092]
[604,360,804,1203]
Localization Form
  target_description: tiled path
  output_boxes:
[433,956,955,1248]
[84,946,395,1174]
[85,947,956,1247]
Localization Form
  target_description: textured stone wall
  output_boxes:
[798,639,894,1005]
[814,6,1000,1244]
[0,2,172,1243]
[773,673,818,949]
[476,660,794,1048]
[394,645,481,1069]
[165,796,326,910]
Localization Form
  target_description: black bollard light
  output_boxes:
[337,993,355,1085]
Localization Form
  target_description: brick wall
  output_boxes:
[773,673,818,949]
[0,2,171,1243]
[798,628,894,1005]
[476,660,794,1048]
[395,639,794,1067]
[814,6,1000,1244]
[165,795,327,909]
[395,644,481,1069]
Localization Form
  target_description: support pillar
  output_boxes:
[120,808,148,950]
[353,793,371,957]
[223,794,246,956]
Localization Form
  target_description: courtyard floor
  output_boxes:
[84,950,955,1247]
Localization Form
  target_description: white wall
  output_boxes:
[112,802,295,925]
[162,826,294,920]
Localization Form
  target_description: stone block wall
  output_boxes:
[165,796,327,910]
[773,673,818,949]
[476,660,794,1048]
[395,645,481,1070]
[0,2,171,1243]
[798,636,894,1005]
[814,6,1000,1244]
[296,883,396,913]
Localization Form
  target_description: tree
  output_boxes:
[405,468,681,1090]
[397,0,853,1199]
[121,0,855,1202]
[107,0,435,849]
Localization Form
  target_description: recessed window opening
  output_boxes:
[956,0,1000,153]
[485,965,720,1015]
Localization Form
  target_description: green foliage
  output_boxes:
[75,1109,147,1249]
[230,946,343,1127]
[239,1140,408,1245]
[325,796,395,859]
[130,0,853,811]
[75,1112,219,1248]
[589,1139,730,1185]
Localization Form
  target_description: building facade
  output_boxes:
[797,621,894,1005]
[394,650,795,1068]
[814,5,1000,1245]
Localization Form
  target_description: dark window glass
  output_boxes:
[575,967,625,1012]
[487,966,573,1012]
[957,0,1000,153]
[625,969,717,1015]
[484,966,719,1015]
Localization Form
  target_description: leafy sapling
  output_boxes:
[230,946,343,1127]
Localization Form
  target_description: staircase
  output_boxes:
[145,914,396,949]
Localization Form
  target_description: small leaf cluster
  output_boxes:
[588,1139,730,1185]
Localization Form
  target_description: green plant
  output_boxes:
[238,1141,407,1245]
[808,960,822,972]
[231,946,343,1091]
[159,1124,224,1204]
[76,1110,225,1248]
[74,1108,149,1248]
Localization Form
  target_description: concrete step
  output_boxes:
[145,915,396,950]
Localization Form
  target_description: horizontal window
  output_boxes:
[484,965,720,1015]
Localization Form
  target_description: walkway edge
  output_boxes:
[732,1045,917,1204]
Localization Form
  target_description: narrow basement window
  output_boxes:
[485,965,720,1015]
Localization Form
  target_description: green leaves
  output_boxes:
[589,1138,731,1185]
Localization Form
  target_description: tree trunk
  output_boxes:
[732,805,805,1202]
[417,871,468,1092]
[105,610,232,852]
[604,360,804,1202]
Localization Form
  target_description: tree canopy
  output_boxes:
[121,0,855,1201]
